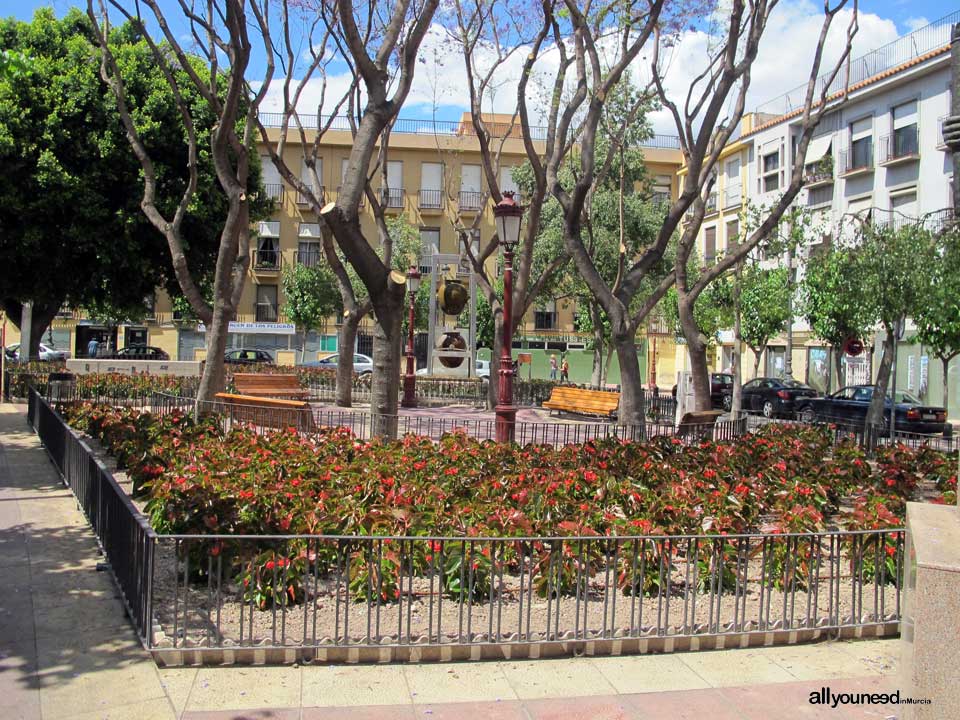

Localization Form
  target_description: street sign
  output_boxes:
[517,353,532,365]
[844,337,864,357]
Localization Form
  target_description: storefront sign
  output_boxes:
[196,322,296,335]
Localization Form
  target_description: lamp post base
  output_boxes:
[494,403,516,443]
[401,371,417,408]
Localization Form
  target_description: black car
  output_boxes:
[224,348,274,365]
[672,373,734,411]
[741,377,818,418]
[109,345,170,361]
[796,385,948,435]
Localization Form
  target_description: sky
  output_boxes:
[3,0,958,134]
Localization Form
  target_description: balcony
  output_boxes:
[255,302,279,323]
[458,190,484,212]
[419,188,443,210]
[704,192,718,215]
[722,184,742,209]
[251,248,282,275]
[803,157,834,188]
[838,147,873,178]
[296,185,324,206]
[937,116,949,151]
[380,187,404,209]
[294,248,323,267]
[879,131,919,166]
[262,183,284,201]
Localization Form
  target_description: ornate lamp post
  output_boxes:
[401,265,421,408]
[493,191,523,443]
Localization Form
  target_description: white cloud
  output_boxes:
[256,0,908,136]
[904,17,930,32]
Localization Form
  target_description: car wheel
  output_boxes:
[762,400,776,419]
[722,394,732,412]
[800,406,815,424]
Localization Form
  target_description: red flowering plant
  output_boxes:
[241,549,306,610]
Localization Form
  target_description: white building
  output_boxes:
[688,12,958,414]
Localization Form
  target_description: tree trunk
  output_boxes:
[602,345,615,387]
[678,296,712,412]
[943,355,951,419]
[613,331,643,425]
[197,303,232,404]
[369,296,404,439]
[2,299,59,360]
[336,313,360,407]
[866,328,895,430]
[731,264,743,415]
[834,347,845,390]
[590,303,604,388]
[753,349,763,380]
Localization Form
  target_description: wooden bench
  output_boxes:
[677,410,724,441]
[542,386,620,418]
[233,373,310,400]
[214,393,316,431]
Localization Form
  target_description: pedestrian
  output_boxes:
[549,354,558,380]
[87,337,99,358]
[560,357,569,383]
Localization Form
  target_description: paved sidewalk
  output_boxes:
[0,404,177,720]
[1,403,905,720]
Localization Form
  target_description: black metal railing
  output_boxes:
[838,146,873,175]
[458,190,484,211]
[261,183,284,201]
[419,188,443,209]
[381,187,404,208]
[255,303,279,322]
[295,248,323,267]
[28,390,157,648]
[296,186,324,205]
[252,248,282,272]
[879,131,919,164]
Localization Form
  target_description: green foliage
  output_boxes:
[663,266,734,345]
[911,229,960,364]
[0,9,268,332]
[800,247,872,348]
[281,262,341,337]
[739,266,791,356]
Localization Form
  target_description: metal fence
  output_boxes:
[28,389,902,664]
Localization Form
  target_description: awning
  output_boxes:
[804,135,833,165]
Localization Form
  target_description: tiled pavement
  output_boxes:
[1,402,906,719]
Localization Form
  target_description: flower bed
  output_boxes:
[62,402,955,617]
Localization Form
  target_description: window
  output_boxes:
[460,164,482,210]
[260,155,282,199]
[890,190,918,228]
[297,240,321,267]
[724,158,741,207]
[848,117,873,172]
[847,195,873,220]
[704,226,717,264]
[420,162,443,208]
[725,219,740,250]
[761,149,780,193]
[382,160,403,207]
[890,101,918,159]
[534,300,557,330]
[807,185,833,207]
[420,228,440,268]
[299,158,321,203]
[499,166,520,200]
[652,175,671,205]
[256,285,279,322]
[255,235,279,268]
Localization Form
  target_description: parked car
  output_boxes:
[306,352,374,375]
[224,348,274,365]
[107,345,170,361]
[671,372,734,411]
[416,359,490,378]
[796,385,948,435]
[4,343,70,362]
[741,377,819,418]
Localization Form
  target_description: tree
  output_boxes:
[89,0,273,403]
[739,266,791,378]
[914,228,960,410]
[800,246,872,390]
[282,263,341,363]
[856,222,937,428]
[0,9,228,356]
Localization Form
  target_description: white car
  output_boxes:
[417,359,490,379]
[5,343,71,362]
[309,352,374,375]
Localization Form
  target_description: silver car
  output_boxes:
[310,352,374,375]
[5,343,71,362]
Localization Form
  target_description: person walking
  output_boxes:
[560,357,569,383]
[87,337,99,358]
[549,354,558,380]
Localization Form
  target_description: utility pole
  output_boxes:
[947,23,960,221]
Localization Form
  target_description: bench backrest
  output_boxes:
[678,410,724,426]
[546,386,620,408]
[234,373,302,392]
[214,392,314,431]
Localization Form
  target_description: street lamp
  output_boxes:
[401,265,421,408]
[493,191,523,442]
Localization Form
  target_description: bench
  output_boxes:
[677,410,724,441]
[542,386,620,418]
[233,373,310,400]
[214,393,316,432]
